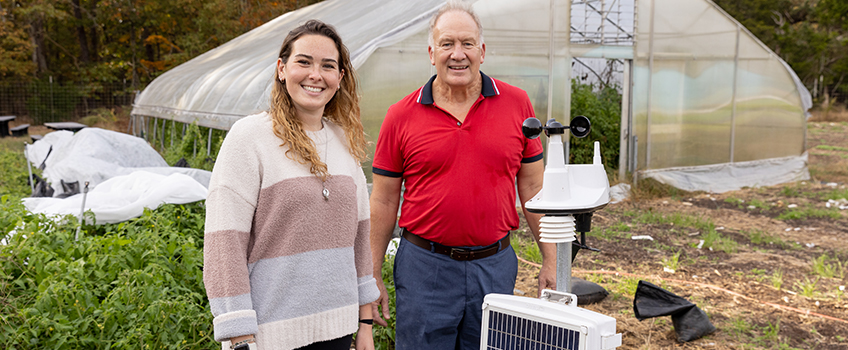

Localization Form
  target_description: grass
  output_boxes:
[794,277,820,298]
[661,250,681,272]
[629,177,692,201]
[815,144,848,152]
[777,206,843,221]
[745,229,794,249]
[630,210,715,234]
[510,231,543,264]
[811,254,845,279]
[770,269,784,290]
[698,230,738,254]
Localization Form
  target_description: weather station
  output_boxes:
[480,116,622,350]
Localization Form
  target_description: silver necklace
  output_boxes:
[321,126,330,201]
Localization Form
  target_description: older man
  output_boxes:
[369,1,556,349]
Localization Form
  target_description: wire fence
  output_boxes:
[0,79,137,124]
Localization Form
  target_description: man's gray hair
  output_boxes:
[428,0,485,47]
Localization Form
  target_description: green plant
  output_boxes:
[372,245,397,350]
[778,206,843,221]
[728,316,753,339]
[771,269,784,290]
[0,145,32,199]
[811,254,845,279]
[569,80,621,173]
[510,232,543,264]
[815,144,848,152]
[662,251,681,272]
[0,198,215,349]
[794,277,820,298]
[161,122,224,171]
[746,229,792,249]
[748,199,770,210]
[725,197,745,207]
[25,79,82,124]
[779,186,800,197]
[700,230,738,254]
[81,107,120,126]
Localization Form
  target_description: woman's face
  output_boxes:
[277,34,344,120]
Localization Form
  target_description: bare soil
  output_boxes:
[513,121,848,349]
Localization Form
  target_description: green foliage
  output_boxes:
[770,269,784,290]
[700,230,738,254]
[793,277,820,298]
[0,0,323,86]
[161,122,224,171]
[777,206,843,221]
[0,144,32,199]
[811,254,845,279]
[569,80,621,173]
[510,232,543,264]
[0,12,35,80]
[661,250,682,272]
[815,145,848,152]
[373,248,397,350]
[745,229,792,249]
[0,198,215,349]
[25,79,82,124]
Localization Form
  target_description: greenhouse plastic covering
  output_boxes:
[132,0,811,193]
[23,128,210,223]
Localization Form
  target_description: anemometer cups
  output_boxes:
[522,116,591,139]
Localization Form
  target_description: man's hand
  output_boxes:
[371,278,391,327]
[538,259,557,296]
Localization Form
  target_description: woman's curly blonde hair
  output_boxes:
[270,20,368,181]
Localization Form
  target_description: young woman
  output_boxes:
[203,20,379,350]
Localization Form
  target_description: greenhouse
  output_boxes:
[131,0,811,193]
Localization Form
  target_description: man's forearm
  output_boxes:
[370,200,398,276]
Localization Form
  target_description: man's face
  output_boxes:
[429,11,486,91]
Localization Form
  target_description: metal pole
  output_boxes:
[556,242,573,293]
[645,0,656,169]
[24,143,34,193]
[207,128,212,156]
[75,181,90,241]
[632,135,638,188]
[729,24,740,164]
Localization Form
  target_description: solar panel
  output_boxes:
[481,290,622,350]
[486,310,581,350]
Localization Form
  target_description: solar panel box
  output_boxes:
[481,290,622,350]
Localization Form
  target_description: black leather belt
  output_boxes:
[401,228,510,261]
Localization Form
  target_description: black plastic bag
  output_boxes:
[56,180,80,198]
[29,174,54,198]
[572,277,608,305]
[633,280,716,342]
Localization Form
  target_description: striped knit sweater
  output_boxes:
[203,112,379,350]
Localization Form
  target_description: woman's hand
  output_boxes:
[355,323,374,350]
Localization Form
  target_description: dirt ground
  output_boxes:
[513,120,848,349]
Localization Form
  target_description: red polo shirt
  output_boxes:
[372,72,543,246]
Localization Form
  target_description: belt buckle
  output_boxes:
[449,247,470,261]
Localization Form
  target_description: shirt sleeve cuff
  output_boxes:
[213,309,259,341]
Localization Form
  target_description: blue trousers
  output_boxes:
[393,235,518,350]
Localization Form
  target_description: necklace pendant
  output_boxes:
[322,187,330,200]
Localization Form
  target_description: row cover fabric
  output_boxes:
[23,128,211,223]
[641,153,810,193]
[23,171,208,224]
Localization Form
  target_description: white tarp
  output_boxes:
[23,171,208,224]
[641,153,811,193]
[23,128,211,223]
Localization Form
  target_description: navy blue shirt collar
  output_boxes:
[417,71,498,105]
